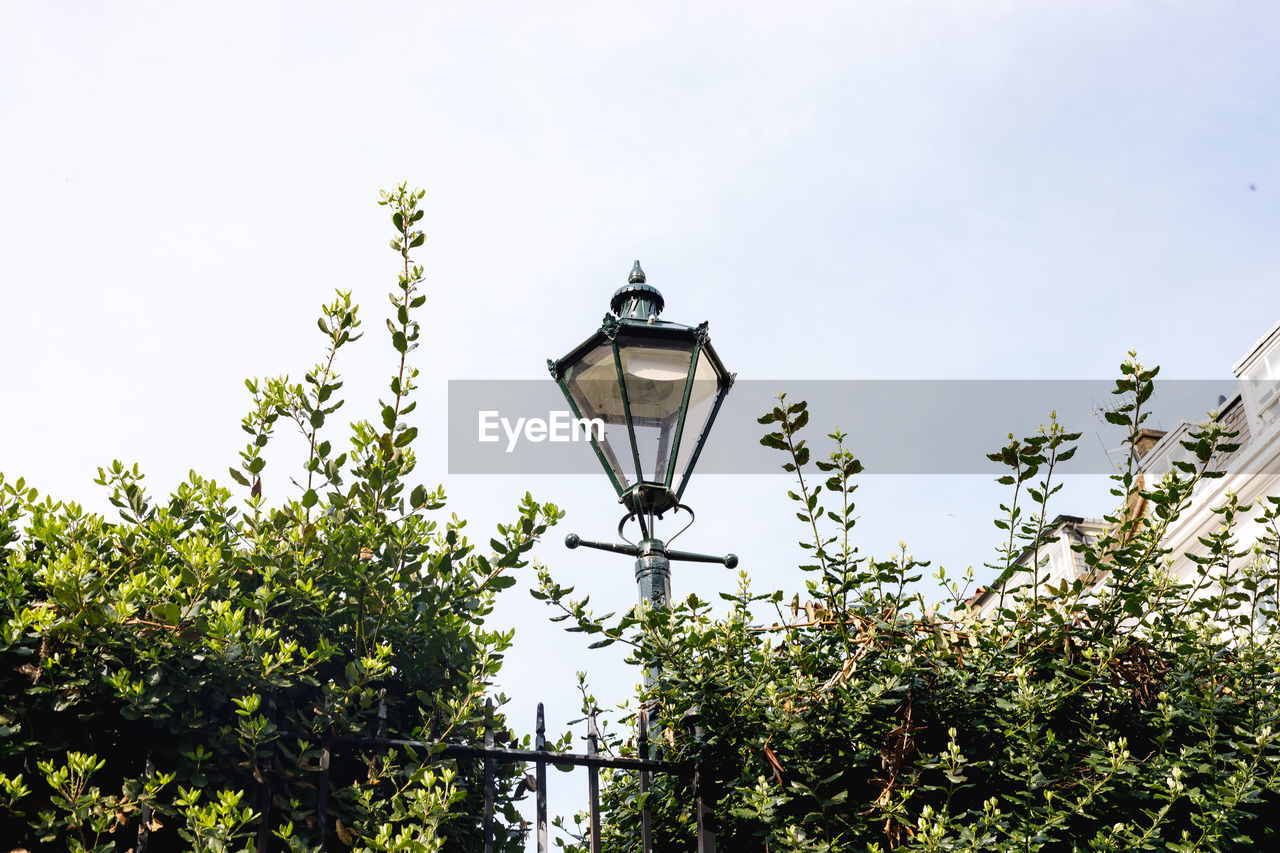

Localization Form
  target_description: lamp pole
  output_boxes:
[549,261,737,616]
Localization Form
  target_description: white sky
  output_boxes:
[4,0,1279,833]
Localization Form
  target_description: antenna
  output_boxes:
[1090,394,1138,471]
[1089,393,1136,422]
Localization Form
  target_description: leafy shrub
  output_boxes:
[540,359,1280,851]
[0,185,562,852]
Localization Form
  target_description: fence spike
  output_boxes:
[484,699,495,853]
[136,749,155,853]
[536,702,548,853]
[587,708,601,853]
[639,709,652,853]
[316,741,331,846]
[257,690,277,853]
[691,714,717,853]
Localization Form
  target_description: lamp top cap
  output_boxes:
[610,260,665,319]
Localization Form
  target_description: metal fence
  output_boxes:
[261,701,716,853]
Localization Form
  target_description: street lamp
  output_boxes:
[548,261,737,612]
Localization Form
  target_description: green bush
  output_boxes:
[540,359,1280,851]
[0,184,562,853]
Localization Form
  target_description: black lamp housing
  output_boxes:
[547,261,734,519]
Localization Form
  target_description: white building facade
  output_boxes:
[971,317,1280,618]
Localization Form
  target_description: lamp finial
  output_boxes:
[611,261,664,319]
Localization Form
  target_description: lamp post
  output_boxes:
[547,261,737,614]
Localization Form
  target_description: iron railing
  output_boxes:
[257,701,716,853]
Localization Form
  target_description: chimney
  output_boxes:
[1132,428,1167,460]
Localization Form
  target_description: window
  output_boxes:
[1248,347,1280,427]
[1235,323,1280,433]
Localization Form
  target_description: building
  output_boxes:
[970,317,1280,617]
[969,515,1109,619]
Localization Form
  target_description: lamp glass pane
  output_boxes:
[617,335,695,484]
[670,349,723,492]
[562,341,633,490]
